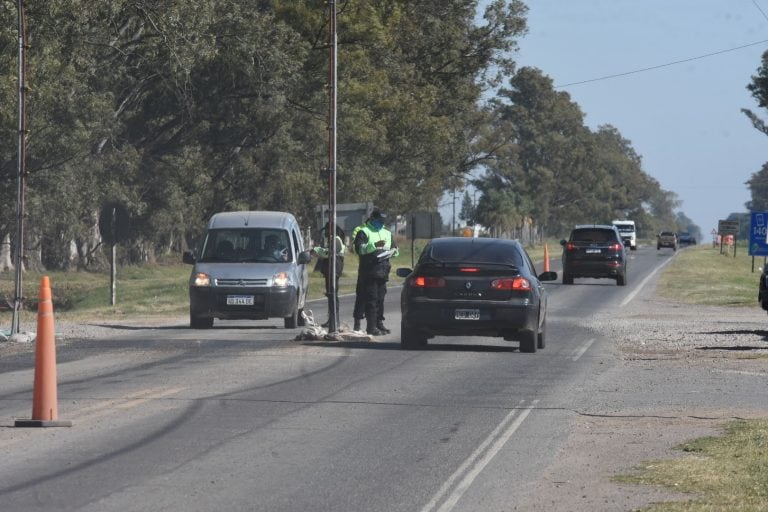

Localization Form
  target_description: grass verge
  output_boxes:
[656,242,762,307]
[615,420,768,511]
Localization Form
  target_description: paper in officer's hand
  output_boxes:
[376,249,396,260]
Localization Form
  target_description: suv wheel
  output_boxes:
[562,271,573,285]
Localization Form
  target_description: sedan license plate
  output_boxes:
[585,248,601,254]
[226,295,254,306]
[455,309,480,320]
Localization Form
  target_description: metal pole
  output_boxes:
[11,0,27,335]
[326,0,339,333]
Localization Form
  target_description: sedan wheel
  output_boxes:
[401,318,427,350]
[519,329,537,353]
[537,319,546,349]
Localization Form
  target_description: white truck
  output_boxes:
[612,220,637,250]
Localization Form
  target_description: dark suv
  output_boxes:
[560,225,628,286]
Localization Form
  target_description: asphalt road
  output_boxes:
[0,246,763,511]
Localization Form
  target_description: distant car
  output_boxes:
[560,224,628,286]
[657,231,678,251]
[677,232,696,246]
[395,237,558,352]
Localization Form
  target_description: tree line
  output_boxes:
[0,0,691,273]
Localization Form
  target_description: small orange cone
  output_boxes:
[15,276,71,428]
[543,243,551,272]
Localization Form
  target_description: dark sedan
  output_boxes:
[395,237,557,352]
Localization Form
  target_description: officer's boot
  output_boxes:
[353,318,361,332]
[376,321,391,334]
[366,315,382,336]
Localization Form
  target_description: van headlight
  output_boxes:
[273,272,291,287]
[192,272,211,287]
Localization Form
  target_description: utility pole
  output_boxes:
[11,0,27,335]
[325,0,339,334]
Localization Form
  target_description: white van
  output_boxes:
[612,220,637,250]
[182,211,311,329]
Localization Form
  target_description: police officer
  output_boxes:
[350,219,366,332]
[313,222,346,328]
[353,208,398,336]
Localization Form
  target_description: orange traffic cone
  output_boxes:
[543,243,551,272]
[15,276,71,428]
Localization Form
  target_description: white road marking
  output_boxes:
[571,338,595,361]
[620,254,676,307]
[421,400,539,512]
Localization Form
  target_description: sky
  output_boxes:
[447,0,768,240]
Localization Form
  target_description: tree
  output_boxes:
[458,189,475,225]
[744,49,768,136]
[746,162,768,212]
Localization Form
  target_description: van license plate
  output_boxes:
[227,295,254,306]
[455,309,480,320]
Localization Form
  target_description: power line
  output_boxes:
[753,0,768,24]
[555,39,768,88]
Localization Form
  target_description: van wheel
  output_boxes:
[284,304,298,329]
[190,314,213,329]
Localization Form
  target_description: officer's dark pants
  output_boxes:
[363,278,387,332]
[353,275,365,321]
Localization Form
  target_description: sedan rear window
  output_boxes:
[421,241,524,267]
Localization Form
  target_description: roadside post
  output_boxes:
[718,219,739,258]
[98,203,130,305]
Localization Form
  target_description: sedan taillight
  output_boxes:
[491,277,531,290]
[411,276,446,288]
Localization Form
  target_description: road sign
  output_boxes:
[749,212,768,256]
[718,219,739,235]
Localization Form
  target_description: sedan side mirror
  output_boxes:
[559,239,567,246]
[396,268,412,278]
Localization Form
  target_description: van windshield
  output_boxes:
[613,224,635,232]
[199,229,292,263]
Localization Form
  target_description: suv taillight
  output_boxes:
[608,243,622,251]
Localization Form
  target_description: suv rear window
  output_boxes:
[571,229,617,243]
